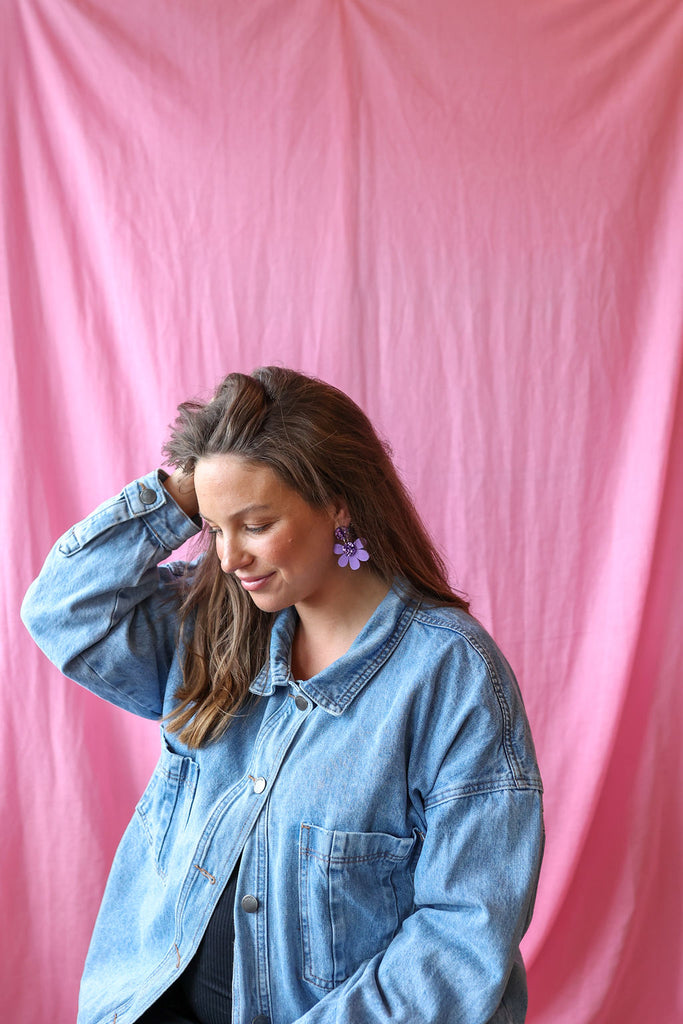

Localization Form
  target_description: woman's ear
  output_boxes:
[329,498,351,528]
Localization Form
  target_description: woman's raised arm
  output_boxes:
[21,470,201,718]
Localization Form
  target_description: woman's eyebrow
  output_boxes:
[200,503,272,523]
[237,503,273,516]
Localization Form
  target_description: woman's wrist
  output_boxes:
[162,468,199,518]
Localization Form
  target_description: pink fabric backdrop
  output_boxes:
[2,1,682,1020]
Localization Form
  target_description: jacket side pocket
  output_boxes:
[135,738,199,879]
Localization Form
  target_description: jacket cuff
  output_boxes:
[123,470,201,551]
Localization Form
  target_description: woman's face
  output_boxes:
[193,454,345,615]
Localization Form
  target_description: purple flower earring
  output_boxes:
[334,526,370,570]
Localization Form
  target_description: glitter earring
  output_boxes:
[333,525,370,570]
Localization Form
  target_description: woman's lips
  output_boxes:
[236,573,275,592]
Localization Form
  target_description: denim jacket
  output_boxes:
[21,472,544,1024]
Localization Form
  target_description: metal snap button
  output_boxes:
[241,894,259,913]
[253,777,267,794]
[294,694,308,711]
[139,487,157,505]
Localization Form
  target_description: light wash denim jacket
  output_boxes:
[22,472,544,1024]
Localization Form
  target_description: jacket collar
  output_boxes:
[249,584,419,716]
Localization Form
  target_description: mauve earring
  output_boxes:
[333,526,370,570]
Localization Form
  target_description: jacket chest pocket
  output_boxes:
[298,823,417,990]
[135,740,199,879]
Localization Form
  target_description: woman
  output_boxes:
[22,367,544,1024]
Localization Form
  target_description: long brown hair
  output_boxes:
[163,367,468,747]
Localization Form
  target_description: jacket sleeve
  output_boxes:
[292,634,545,1024]
[20,471,201,719]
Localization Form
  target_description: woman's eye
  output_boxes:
[245,524,270,535]
[206,526,221,536]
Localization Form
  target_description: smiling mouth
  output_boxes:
[236,573,275,592]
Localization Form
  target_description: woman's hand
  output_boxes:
[163,468,199,519]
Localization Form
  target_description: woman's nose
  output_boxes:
[219,536,251,573]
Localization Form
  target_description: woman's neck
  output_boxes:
[291,573,390,681]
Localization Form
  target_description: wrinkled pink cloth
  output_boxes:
[2,1,682,1021]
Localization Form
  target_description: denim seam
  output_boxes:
[299,824,317,987]
[156,767,196,789]
[299,824,336,990]
[412,613,524,785]
[424,780,542,809]
[257,800,273,1017]
[301,850,412,865]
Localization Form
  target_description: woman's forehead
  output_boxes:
[194,454,301,518]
